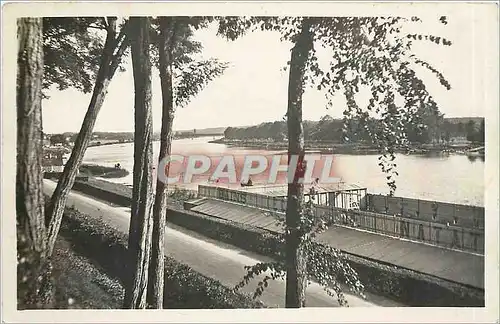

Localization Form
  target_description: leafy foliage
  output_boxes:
[465,119,485,143]
[149,17,229,109]
[42,18,106,95]
[174,58,229,108]
[217,16,452,195]
[49,134,68,145]
[234,188,365,306]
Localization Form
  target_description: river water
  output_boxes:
[83,137,484,207]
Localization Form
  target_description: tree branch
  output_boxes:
[101,17,108,29]
[109,32,131,75]
[87,24,107,31]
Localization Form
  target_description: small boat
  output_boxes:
[465,146,485,157]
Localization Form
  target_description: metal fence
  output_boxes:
[198,185,485,254]
[315,205,484,254]
[366,194,485,229]
[198,185,287,212]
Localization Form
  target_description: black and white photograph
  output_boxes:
[1,1,499,323]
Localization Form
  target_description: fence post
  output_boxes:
[432,202,438,221]
[401,197,404,217]
[461,227,465,250]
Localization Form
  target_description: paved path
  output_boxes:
[190,198,484,289]
[44,180,402,308]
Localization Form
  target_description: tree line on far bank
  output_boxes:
[224,115,485,145]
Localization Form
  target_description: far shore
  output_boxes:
[209,138,484,156]
[43,164,130,181]
[88,140,133,148]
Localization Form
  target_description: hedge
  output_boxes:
[71,181,132,207]
[58,207,265,309]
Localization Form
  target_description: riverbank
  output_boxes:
[43,164,130,182]
[88,140,133,148]
[79,164,130,179]
[209,138,482,156]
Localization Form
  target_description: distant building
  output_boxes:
[42,148,68,173]
[449,136,471,146]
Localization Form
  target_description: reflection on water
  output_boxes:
[467,155,486,163]
[83,137,484,207]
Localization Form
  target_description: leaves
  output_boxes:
[406,33,452,46]
[174,59,229,108]
[148,17,229,109]
[43,18,109,96]
[302,16,451,194]
[411,57,451,90]
[233,261,286,299]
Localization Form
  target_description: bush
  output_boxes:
[58,207,265,309]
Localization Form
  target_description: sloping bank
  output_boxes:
[56,202,265,309]
[70,179,484,307]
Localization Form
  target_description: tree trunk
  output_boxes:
[16,17,53,309]
[285,19,313,308]
[146,17,176,309]
[45,17,128,256]
[123,17,155,309]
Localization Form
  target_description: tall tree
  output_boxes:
[16,17,52,309]
[283,18,314,307]
[123,16,155,309]
[44,17,130,255]
[146,16,175,308]
[146,16,228,308]
[219,15,451,307]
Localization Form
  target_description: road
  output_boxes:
[44,180,402,308]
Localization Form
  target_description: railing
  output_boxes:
[198,185,287,212]
[198,185,485,254]
[314,205,484,254]
[366,194,485,229]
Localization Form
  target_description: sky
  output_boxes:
[41,12,490,134]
